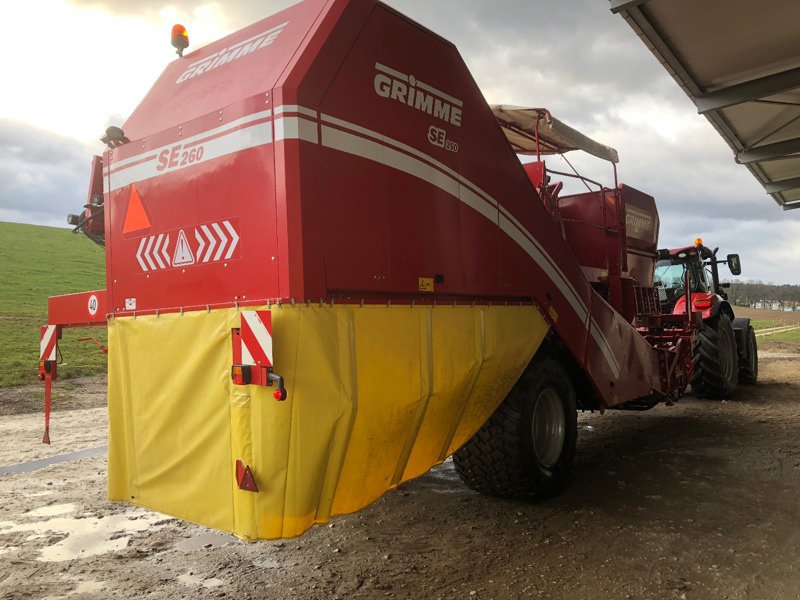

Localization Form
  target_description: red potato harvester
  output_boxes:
[42,0,757,540]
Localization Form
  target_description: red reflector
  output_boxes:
[235,460,258,492]
[694,299,712,308]
[273,389,284,400]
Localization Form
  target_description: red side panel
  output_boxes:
[621,185,659,287]
[558,184,659,291]
[320,145,392,293]
[559,190,611,282]
[101,0,344,313]
[316,5,494,297]
[104,127,279,313]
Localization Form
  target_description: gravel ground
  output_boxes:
[1,358,800,599]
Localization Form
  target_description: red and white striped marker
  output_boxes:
[40,325,57,361]
[39,325,59,445]
[239,311,273,367]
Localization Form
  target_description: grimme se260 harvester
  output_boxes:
[40,0,757,540]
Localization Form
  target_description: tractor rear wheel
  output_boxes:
[738,325,758,384]
[691,313,739,399]
[453,355,577,499]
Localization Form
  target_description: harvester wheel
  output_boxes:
[738,325,758,385]
[691,313,738,399]
[452,355,577,499]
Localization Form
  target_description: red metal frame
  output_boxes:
[48,290,107,328]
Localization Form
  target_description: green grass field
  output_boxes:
[750,319,779,330]
[0,221,107,387]
[766,329,800,344]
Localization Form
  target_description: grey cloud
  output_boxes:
[0,120,94,227]
[66,0,300,22]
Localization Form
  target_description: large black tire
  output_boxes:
[738,325,758,384]
[691,313,739,399]
[453,355,578,499]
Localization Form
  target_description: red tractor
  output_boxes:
[654,240,758,398]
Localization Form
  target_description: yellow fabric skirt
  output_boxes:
[107,303,549,539]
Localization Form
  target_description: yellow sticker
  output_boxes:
[547,305,558,323]
[418,277,434,292]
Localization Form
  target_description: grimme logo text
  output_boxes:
[176,22,289,84]
[373,63,463,127]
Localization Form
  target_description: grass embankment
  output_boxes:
[0,221,107,387]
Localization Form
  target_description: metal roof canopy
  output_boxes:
[610,0,800,211]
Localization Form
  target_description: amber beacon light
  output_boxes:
[171,24,189,57]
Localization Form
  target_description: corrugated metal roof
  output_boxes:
[610,0,800,210]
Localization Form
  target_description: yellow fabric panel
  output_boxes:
[108,310,236,533]
[107,320,133,503]
[252,307,356,539]
[229,391,257,540]
[401,308,484,482]
[107,304,548,540]
[328,307,427,514]
[445,306,550,456]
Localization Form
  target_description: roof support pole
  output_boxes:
[696,67,800,114]
[737,137,800,164]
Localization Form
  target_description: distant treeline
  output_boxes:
[724,280,800,310]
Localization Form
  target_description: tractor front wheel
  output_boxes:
[691,313,739,399]
[453,355,578,499]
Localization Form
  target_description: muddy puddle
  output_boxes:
[0,503,169,562]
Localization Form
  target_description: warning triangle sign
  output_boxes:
[172,230,195,266]
[123,184,151,234]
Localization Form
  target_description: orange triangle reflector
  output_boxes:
[123,184,151,234]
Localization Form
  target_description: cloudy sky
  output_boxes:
[2,0,797,283]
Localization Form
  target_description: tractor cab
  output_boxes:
[654,244,712,312]
[654,238,741,315]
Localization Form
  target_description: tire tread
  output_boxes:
[453,356,576,499]
[691,314,738,399]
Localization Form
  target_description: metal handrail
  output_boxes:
[546,168,605,191]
